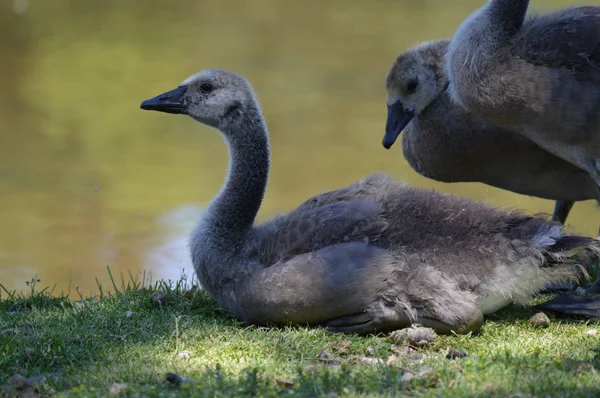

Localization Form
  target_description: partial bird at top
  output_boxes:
[447,0,600,190]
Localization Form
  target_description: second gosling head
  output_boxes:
[383,40,450,149]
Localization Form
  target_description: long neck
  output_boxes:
[206,104,270,246]
[447,0,529,87]
[488,0,529,36]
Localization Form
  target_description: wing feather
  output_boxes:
[259,201,387,265]
[513,7,600,81]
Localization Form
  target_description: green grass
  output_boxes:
[1,272,600,397]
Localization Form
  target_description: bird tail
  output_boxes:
[548,235,597,254]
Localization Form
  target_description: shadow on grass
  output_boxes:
[0,275,233,388]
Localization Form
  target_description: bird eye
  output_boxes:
[407,78,419,94]
[200,82,213,92]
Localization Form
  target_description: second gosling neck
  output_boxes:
[447,0,529,100]
[452,0,530,58]
[205,103,270,248]
[488,0,529,36]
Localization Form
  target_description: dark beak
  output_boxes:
[140,86,187,114]
[382,101,415,149]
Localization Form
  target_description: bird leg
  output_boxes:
[551,200,574,224]
[585,159,600,189]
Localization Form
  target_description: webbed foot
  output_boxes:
[537,294,600,318]
[537,276,600,318]
[539,281,579,295]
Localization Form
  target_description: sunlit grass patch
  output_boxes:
[1,270,599,397]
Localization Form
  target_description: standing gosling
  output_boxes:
[447,1,600,190]
[384,39,599,225]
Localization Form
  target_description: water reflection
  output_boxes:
[144,205,200,284]
[1,0,599,297]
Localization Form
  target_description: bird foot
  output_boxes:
[576,277,600,297]
[539,282,579,295]
[538,275,600,317]
[537,293,600,318]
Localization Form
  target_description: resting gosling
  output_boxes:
[140,69,600,334]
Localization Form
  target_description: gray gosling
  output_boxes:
[384,39,600,225]
[140,69,600,334]
[447,0,600,192]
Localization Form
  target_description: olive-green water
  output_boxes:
[1,0,599,297]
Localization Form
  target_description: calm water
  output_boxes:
[1,0,599,297]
